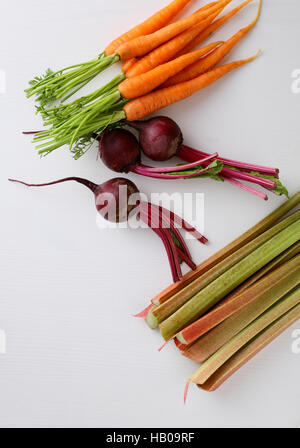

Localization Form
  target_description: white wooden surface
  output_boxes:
[0,0,299,428]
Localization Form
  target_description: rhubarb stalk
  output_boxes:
[180,254,300,357]
[150,192,300,309]
[159,219,300,340]
[147,211,300,329]
[199,302,300,391]
[189,286,300,385]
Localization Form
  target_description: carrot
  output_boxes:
[122,58,138,73]
[119,42,223,99]
[124,51,259,121]
[27,0,195,106]
[121,3,219,75]
[125,4,224,77]
[105,0,194,56]
[178,0,253,57]
[117,0,233,60]
[163,0,262,88]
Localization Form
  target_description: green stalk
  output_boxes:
[147,211,300,329]
[159,219,300,341]
[25,53,120,106]
[34,110,126,158]
[38,73,125,125]
[189,286,300,385]
[150,191,300,310]
[182,254,300,360]
[200,302,300,391]
[218,241,300,304]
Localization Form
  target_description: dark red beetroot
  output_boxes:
[128,116,183,161]
[98,128,219,181]
[9,176,207,282]
[9,176,139,223]
[99,129,141,173]
[95,178,139,222]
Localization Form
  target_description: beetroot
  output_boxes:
[128,116,183,161]
[9,176,208,282]
[99,129,140,173]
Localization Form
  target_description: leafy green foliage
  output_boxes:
[166,160,224,180]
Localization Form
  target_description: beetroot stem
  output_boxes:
[179,148,276,189]
[22,130,44,135]
[9,177,98,193]
[179,145,279,177]
[155,204,193,260]
[176,248,197,270]
[139,153,219,173]
[148,204,183,280]
[222,176,268,201]
[158,205,208,244]
[133,164,219,180]
[139,205,179,282]
[148,202,196,270]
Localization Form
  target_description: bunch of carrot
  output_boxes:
[138,192,300,393]
[27,0,262,158]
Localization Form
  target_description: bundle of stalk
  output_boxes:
[141,192,300,391]
[28,0,262,159]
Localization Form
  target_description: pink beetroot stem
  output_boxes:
[179,145,279,177]
[139,153,219,173]
[139,203,180,282]
[221,175,268,201]
[178,148,276,189]
[133,163,218,180]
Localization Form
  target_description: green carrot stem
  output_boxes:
[148,211,300,329]
[179,254,300,353]
[150,192,300,310]
[159,219,300,341]
[35,111,126,157]
[189,286,300,385]
[199,302,300,391]
[25,53,120,106]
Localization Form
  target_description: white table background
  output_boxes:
[1,0,299,428]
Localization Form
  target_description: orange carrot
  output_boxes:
[178,0,253,56]
[119,42,222,99]
[122,58,138,73]
[124,2,222,77]
[163,0,261,88]
[124,51,260,121]
[105,0,194,56]
[125,10,224,78]
[117,0,233,60]
[121,1,218,73]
